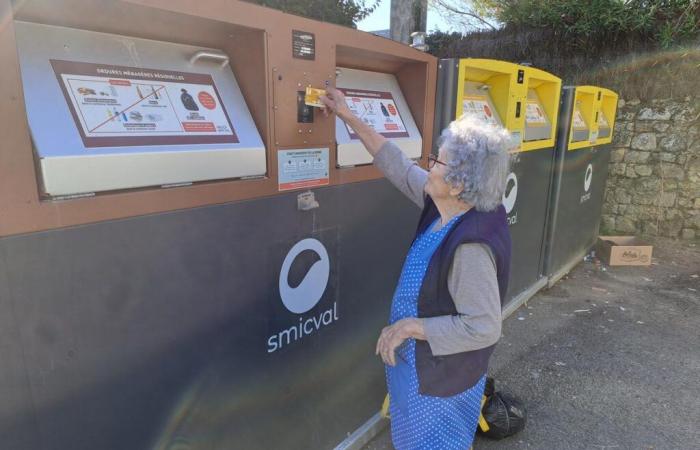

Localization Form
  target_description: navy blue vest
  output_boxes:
[414,196,511,397]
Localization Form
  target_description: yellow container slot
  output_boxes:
[456,59,523,136]
[520,66,561,152]
[455,59,561,153]
[568,85,618,150]
[568,86,598,150]
[596,87,618,146]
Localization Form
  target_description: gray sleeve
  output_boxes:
[423,243,503,356]
[372,140,428,209]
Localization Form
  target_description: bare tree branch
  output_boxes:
[431,0,498,30]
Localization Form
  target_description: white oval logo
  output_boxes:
[279,238,330,314]
[584,163,593,192]
[502,172,518,214]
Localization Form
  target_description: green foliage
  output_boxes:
[486,0,699,48]
[575,47,700,100]
[428,1,700,100]
[247,0,379,27]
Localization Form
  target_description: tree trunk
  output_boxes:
[390,0,427,44]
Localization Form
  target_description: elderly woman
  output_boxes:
[321,88,512,449]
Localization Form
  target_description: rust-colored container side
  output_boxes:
[0,0,437,237]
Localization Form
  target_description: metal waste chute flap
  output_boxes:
[335,68,422,167]
[571,101,591,143]
[461,81,504,128]
[523,88,552,141]
[15,21,266,197]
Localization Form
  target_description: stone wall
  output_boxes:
[601,96,700,239]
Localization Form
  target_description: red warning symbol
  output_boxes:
[484,104,493,117]
[387,103,397,115]
[198,91,217,110]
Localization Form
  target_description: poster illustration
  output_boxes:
[278,148,330,191]
[462,96,499,126]
[338,88,409,139]
[525,101,547,125]
[51,59,238,148]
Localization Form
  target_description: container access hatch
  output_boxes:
[15,22,266,197]
[335,68,422,167]
[461,81,504,127]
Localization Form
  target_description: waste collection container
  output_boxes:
[435,58,561,312]
[543,86,618,286]
[0,1,437,449]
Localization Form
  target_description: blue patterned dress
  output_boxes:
[386,215,486,450]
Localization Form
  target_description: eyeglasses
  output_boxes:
[427,154,447,169]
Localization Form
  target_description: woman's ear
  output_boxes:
[449,182,464,198]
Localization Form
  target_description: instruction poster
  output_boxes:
[338,88,409,139]
[462,96,499,126]
[278,148,329,191]
[50,59,239,148]
[598,111,610,128]
[525,101,548,125]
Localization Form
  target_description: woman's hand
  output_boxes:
[320,87,351,120]
[376,318,424,366]
[321,86,387,156]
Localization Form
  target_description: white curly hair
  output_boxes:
[438,115,513,212]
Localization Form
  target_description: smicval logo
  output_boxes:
[268,238,338,353]
[584,164,593,192]
[580,163,593,203]
[279,238,329,314]
[503,172,518,225]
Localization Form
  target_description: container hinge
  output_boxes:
[51,192,96,201]
[161,182,193,189]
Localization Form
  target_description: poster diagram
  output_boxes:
[462,96,500,126]
[50,60,239,148]
[598,111,610,128]
[338,88,409,139]
[278,148,329,191]
[525,101,548,125]
[572,108,588,129]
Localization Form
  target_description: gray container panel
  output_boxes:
[545,86,613,280]
[0,181,418,450]
[546,147,612,276]
[0,265,41,450]
[433,59,459,154]
[503,148,556,304]
[572,129,590,142]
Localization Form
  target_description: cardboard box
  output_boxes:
[596,236,653,266]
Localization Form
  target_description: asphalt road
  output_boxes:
[362,237,700,450]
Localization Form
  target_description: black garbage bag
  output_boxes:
[479,389,527,439]
[484,376,496,398]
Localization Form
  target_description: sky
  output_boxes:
[356,1,457,33]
